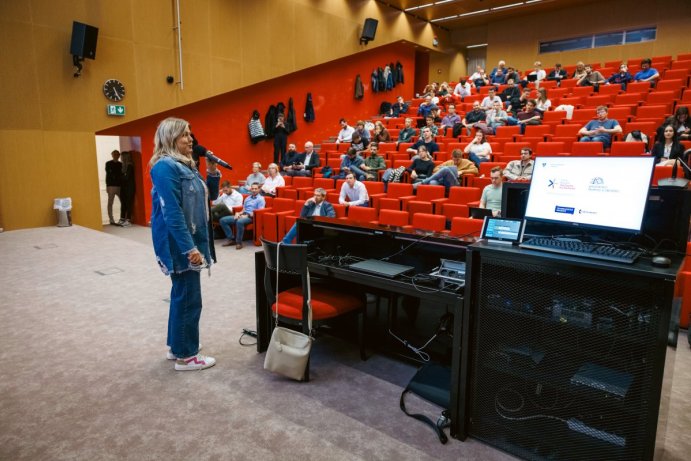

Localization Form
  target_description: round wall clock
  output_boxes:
[103,79,125,102]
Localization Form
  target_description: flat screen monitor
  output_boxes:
[524,156,655,234]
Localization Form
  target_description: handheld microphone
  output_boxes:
[192,144,232,170]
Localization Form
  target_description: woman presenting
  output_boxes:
[149,117,215,371]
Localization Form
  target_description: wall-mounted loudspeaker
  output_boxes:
[360,18,378,45]
[70,21,99,60]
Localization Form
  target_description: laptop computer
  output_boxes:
[348,259,414,278]
[526,74,539,82]
[469,207,494,219]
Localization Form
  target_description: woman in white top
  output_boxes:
[260,163,285,196]
[464,131,493,167]
[535,88,552,113]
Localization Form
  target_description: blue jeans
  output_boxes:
[468,152,490,167]
[423,166,460,188]
[580,135,611,148]
[167,270,202,358]
[219,215,253,243]
[283,223,298,244]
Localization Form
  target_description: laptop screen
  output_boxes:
[481,217,525,244]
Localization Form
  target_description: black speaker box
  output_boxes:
[70,21,98,59]
[361,18,378,43]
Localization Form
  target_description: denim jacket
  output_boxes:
[150,156,211,275]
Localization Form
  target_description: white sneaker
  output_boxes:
[175,354,216,371]
[121,220,132,227]
[167,343,202,360]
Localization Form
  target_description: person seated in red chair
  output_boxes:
[261,163,285,197]
[406,127,439,159]
[480,167,503,217]
[219,183,265,250]
[361,143,387,181]
[416,148,478,189]
[282,188,336,244]
[211,180,243,220]
[339,173,369,208]
[396,117,417,148]
[280,143,305,177]
[441,104,461,136]
[633,58,660,86]
[503,148,534,181]
[290,141,321,177]
[577,64,606,88]
[577,105,622,149]
[606,64,633,90]
[512,99,543,135]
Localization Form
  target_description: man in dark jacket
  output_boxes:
[291,141,321,177]
[105,150,122,225]
[282,188,336,243]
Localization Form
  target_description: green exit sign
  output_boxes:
[106,105,126,116]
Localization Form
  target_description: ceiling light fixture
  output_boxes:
[492,2,524,10]
[467,43,488,48]
[431,14,459,22]
[404,2,434,11]
[458,9,489,17]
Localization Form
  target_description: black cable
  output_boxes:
[238,328,257,346]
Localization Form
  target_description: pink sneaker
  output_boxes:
[167,343,202,360]
[175,354,216,371]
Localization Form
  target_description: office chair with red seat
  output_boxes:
[400,184,445,211]
[522,125,552,140]
[261,198,297,242]
[449,217,484,238]
[441,203,469,220]
[432,186,481,212]
[536,142,567,156]
[571,142,605,156]
[406,201,434,220]
[343,205,377,223]
[261,239,366,381]
[378,182,414,211]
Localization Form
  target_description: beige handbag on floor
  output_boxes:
[264,242,313,380]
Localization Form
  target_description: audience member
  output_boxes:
[462,101,488,136]
[354,120,370,142]
[659,106,690,141]
[480,167,503,216]
[652,125,685,165]
[397,118,417,146]
[453,79,472,100]
[282,188,336,244]
[105,149,122,225]
[500,79,522,113]
[391,96,408,117]
[361,143,386,180]
[261,162,285,196]
[521,61,546,88]
[407,127,439,158]
[339,172,369,207]
[607,64,633,90]
[572,61,587,80]
[119,151,135,227]
[513,99,542,134]
[337,147,366,180]
[481,87,502,111]
[517,87,533,111]
[417,95,438,118]
[547,63,568,83]
[490,68,506,85]
[578,106,622,148]
[350,132,369,155]
[503,66,520,85]
[211,180,243,220]
[535,88,551,113]
[405,146,435,184]
[633,58,660,85]
[489,60,507,81]
[205,160,221,203]
[503,148,534,181]
[577,64,606,88]
[440,104,461,136]
[372,121,391,143]
[220,182,265,250]
[464,131,492,166]
[424,116,439,136]
[417,149,478,189]
[336,118,355,144]
[291,141,320,177]
[487,101,510,134]
[239,162,265,193]
[280,143,304,175]
[469,66,489,88]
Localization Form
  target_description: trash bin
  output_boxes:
[53,197,72,227]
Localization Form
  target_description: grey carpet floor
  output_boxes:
[0,225,689,460]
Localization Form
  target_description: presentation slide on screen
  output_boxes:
[525,157,654,231]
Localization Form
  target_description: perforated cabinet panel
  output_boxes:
[467,252,671,461]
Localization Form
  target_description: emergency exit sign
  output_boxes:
[107,105,125,116]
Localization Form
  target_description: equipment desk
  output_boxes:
[254,217,471,438]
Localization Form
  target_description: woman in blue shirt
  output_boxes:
[149,117,215,371]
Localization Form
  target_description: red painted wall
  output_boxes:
[97,42,416,224]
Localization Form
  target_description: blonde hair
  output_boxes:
[149,117,194,168]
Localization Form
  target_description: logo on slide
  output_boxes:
[590,177,604,185]
[548,179,555,188]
